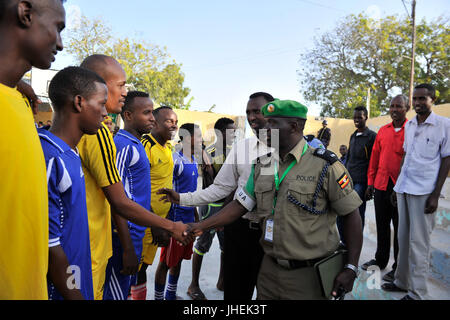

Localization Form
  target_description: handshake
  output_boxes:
[157,188,205,246]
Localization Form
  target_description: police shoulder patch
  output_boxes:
[337,172,350,189]
[313,148,338,164]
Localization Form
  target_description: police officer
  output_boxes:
[160,99,363,300]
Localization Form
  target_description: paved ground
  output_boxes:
[145,179,450,301]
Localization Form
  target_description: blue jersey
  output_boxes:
[38,128,93,300]
[169,150,198,223]
[114,129,151,242]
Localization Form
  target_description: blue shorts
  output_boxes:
[103,232,143,300]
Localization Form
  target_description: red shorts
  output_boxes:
[160,237,193,268]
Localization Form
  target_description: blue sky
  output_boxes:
[54,0,449,117]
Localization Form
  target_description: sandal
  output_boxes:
[381,282,407,292]
[187,289,207,300]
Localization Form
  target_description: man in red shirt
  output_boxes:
[362,95,409,282]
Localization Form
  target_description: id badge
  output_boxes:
[264,219,274,243]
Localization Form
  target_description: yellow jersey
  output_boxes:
[140,133,174,265]
[0,83,48,300]
[77,123,121,277]
[141,133,174,217]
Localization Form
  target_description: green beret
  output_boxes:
[261,99,308,119]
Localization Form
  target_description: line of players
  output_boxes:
[38,60,240,300]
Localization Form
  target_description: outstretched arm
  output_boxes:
[188,200,248,236]
[103,183,191,244]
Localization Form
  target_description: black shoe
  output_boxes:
[381,282,407,292]
[361,259,379,271]
[382,270,395,282]
[400,295,415,300]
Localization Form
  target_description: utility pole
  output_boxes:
[367,87,371,118]
[409,0,417,105]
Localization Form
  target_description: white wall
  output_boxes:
[30,67,58,98]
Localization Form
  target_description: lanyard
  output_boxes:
[272,142,308,215]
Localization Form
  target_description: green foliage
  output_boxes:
[65,17,113,63]
[298,14,449,118]
[64,15,191,109]
[207,104,217,113]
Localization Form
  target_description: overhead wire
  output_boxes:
[294,0,346,13]
[401,0,412,18]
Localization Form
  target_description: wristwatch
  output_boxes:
[344,264,359,277]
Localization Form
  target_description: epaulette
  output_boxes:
[313,148,339,165]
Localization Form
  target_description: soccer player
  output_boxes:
[103,91,155,300]
[154,123,201,300]
[103,115,115,134]
[188,117,236,299]
[77,55,188,300]
[0,0,66,299]
[39,66,108,300]
[135,106,178,299]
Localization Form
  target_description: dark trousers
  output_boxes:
[374,179,399,270]
[223,217,264,300]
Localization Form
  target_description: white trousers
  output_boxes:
[394,193,436,300]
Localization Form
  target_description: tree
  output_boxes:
[65,16,112,64]
[64,15,192,109]
[298,14,449,118]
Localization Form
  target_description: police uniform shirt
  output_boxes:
[237,138,362,261]
[179,135,273,222]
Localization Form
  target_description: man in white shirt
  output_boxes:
[382,84,450,300]
[159,92,275,300]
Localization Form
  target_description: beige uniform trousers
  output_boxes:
[394,193,436,300]
[256,254,326,300]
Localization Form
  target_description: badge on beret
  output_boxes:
[337,173,350,189]
[267,104,275,113]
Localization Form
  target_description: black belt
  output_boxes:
[248,221,260,230]
[271,256,324,270]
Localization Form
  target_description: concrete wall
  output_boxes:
[34,109,246,147]
[30,68,58,98]
[172,109,246,146]
[34,111,53,124]
[33,103,448,152]
[305,103,450,157]
[304,116,354,155]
